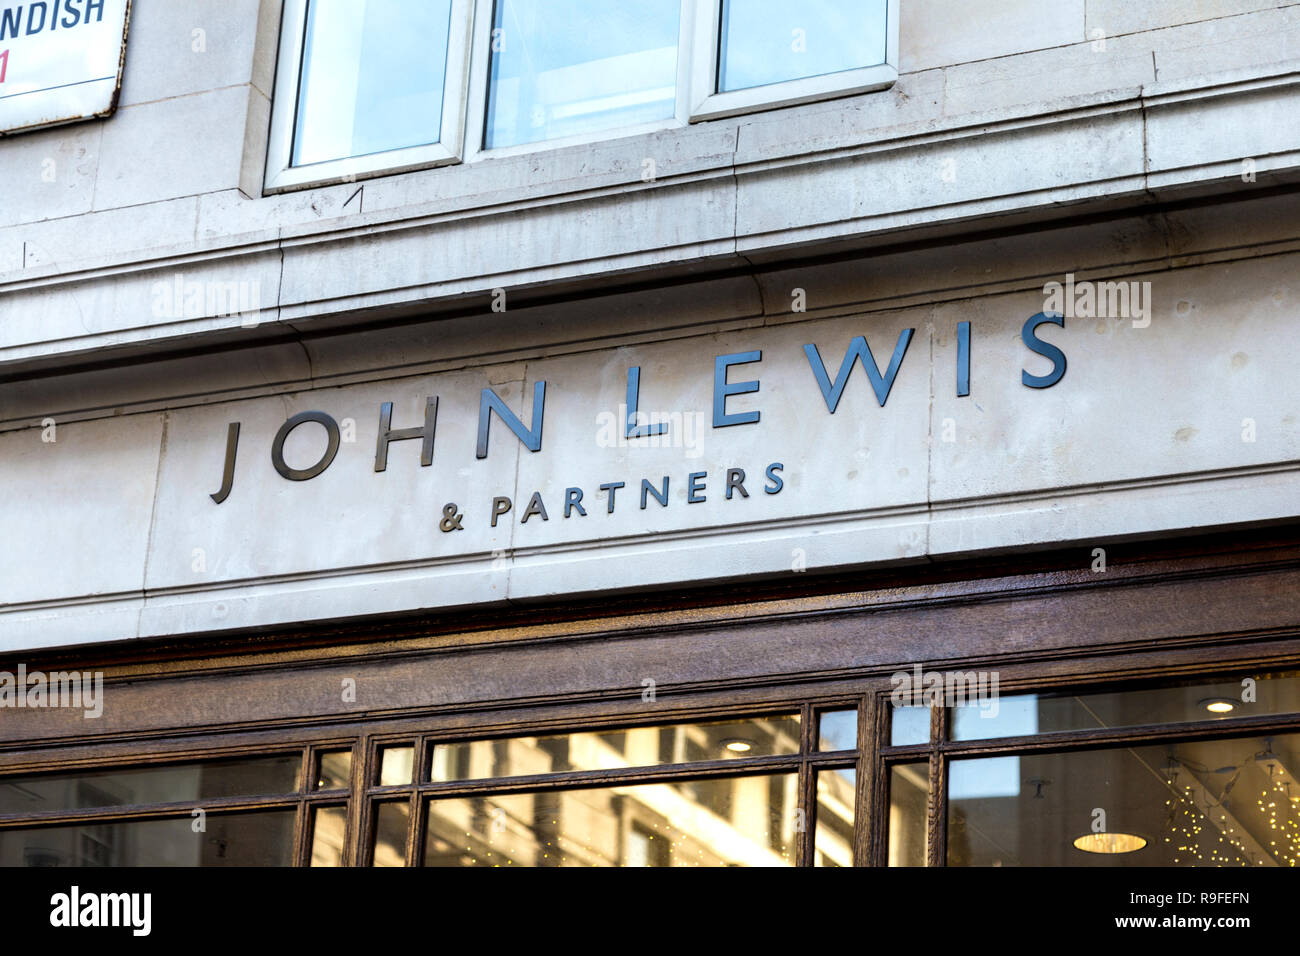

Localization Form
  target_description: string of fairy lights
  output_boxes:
[1163,740,1300,866]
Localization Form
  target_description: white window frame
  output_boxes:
[263,0,901,189]
[461,0,699,162]
[688,0,899,122]
[264,0,476,193]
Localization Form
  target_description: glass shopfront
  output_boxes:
[6,665,1300,866]
[886,671,1300,867]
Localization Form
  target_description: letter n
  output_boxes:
[477,382,546,459]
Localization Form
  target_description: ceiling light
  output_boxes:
[1200,698,1236,714]
[1073,832,1147,854]
[722,738,753,754]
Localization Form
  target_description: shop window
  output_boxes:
[884,669,1300,867]
[265,0,475,191]
[0,747,354,867]
[371,800,411,866]
[309,805,350,867]
[313,749,353,791]
[690,0,898,121]
[428,714,801,781]
[377,744,416,786]
[887,762,929,867]
[423,775,798,866]
[372,703,858,866]
[817,707,858,752]
[814,767,856,866]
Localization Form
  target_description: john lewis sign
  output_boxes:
[0,0,129,135]
[206,315,1069,530]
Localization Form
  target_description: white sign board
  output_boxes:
[0,0,130,135]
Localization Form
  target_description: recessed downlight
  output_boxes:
[1200,698,1236,715]
[1073,832,1147,854]
[722,738,753,754]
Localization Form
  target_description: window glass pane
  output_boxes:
[314,750,352,791]
[424,773,798,866]
[310,805,349,867]
[815,768,855,866]
[372,801,410,866]
[378,745,415,786]
[949,732,1300,866]
[430,714,800,782]
[888,761,928,866]
[0,810,295,867]
[293,0,453,166]
[718,0,888,93]
[890,704,930,746]
[817,708,857,752]
[0,755,300,815]
[952,671,1300,741]
[485,0,679,149]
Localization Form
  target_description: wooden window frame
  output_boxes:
[0,739,362,866]
[873,668,1300,867]
[358,700,863,867]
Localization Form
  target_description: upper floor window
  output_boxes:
[267,0,474,191]
[265,0,899,192]
[694,0,896,119]
[483,0,682,150]
[292,0,453,165]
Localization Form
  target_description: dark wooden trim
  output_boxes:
[0,794,303,829]
[404,786,421,868]
[797,703,814,867]
[4,530,1299,753]
[345,738,365,867]
[5,523,1297,678]
[857,694,880,867]
[926,705,948,867]
[389,754,804,799]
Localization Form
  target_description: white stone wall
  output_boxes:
[3,190,1299,646]
[1,0,1298,366]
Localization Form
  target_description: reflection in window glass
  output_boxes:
[485,0,680,149]
[293,0,453,166]
[718,0,888,93]
[372,801,409,867]
[888,761,928,866]
[817,708,857,752]
[424,774,797,866]
[0,755,301,815]
[378,746,415,786]
[315,750,352,791]
[952,671,1300,741]
[890,705,930,746]
[815,768,855,866]
[0,811,296,867]
[949,732,1300,866]
[430,715,800,782]
[310,805,349,867]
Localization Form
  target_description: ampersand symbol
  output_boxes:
[439,503,464,532]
